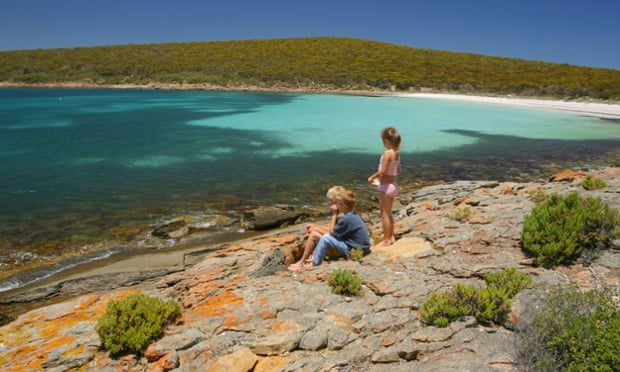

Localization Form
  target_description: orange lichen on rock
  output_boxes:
[0,343,41,371]
[272,319,302,332]
[221,315,243,330]
[500,186,516,195]
[253,234,298,245]
[181,291,244,323]
[255,356,290,371]
[549,169,587,182]
[260,309,276,320]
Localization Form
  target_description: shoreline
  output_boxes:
[395,92,620,120]
[1,85,619,317]
[2,82,620,119]
[2,165,619,327]
[2,86,619,269]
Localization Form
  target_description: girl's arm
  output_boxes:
[368,150,393,183]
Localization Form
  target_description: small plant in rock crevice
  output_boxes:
[328,268,362,296]
[444,207,472,222]
[581,175,607,190]
[526,189,548,203]
[350,248,365,262]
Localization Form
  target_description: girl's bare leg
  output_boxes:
[386,194,395,244]
[378,192,395,246]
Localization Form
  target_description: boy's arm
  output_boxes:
[327,203,340,235]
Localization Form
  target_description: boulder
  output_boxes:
[241,206,309,230]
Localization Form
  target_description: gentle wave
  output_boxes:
[0,246,129,293]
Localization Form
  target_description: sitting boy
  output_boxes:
[288,185,345,271]
[290,188,371,271]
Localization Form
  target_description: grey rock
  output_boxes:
[241,205,309,230]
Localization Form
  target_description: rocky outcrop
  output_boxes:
[0,167,618,371]
[241,206,311,230]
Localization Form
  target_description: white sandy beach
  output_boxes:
[396,93,620,120]
[3,81,619,119]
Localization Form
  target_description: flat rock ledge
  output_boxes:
[0,167,619,371]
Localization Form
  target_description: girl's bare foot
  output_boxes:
[377,238,395,247]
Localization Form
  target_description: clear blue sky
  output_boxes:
[1,0,618,70]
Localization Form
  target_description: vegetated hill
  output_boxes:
[1,37,619,100]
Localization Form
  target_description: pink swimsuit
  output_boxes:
[378,154,400,198]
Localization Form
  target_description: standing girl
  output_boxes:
[368,127,402,246]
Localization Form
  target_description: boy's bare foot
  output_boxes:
[287,261,304,272]
[302,261,316,270]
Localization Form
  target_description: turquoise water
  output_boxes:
[1,88,619,291]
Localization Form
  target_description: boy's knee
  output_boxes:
[326,247,340,258]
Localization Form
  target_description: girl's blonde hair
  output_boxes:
[381,127,402,150]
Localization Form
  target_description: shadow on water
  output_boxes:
[406,129,620,182]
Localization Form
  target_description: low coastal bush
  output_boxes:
[95,293,182,356]
[521,191,620,268]
[526,189,548,203]
[419,268,533,327]
[328,268,362,296]
[444,207,471,222]
[517,286,620,371]
[420,283,478,327]
[483,268,534,299]
[581,175,607,190]
[350,248,365,261]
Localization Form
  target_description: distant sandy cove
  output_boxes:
[395,93,620,120]
[2,81,619,119]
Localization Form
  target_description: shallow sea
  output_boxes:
[1,88,619,291]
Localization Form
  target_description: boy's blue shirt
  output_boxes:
[333,211,371,250]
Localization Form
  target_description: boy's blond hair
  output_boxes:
[339,189,357,209]
[326,185,345,200]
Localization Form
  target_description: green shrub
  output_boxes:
[328,268,362,296]
[483,267,534,298]
[444,207,472,222]
[95,293,182,356]
[527,189,548,203]
[521,191,620,268]
[517,286,620,371]
[420,283,478,327]
[420,268,533,327]
[581,175,607,190]
[350,248,365,262]
[475,269,534,324]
